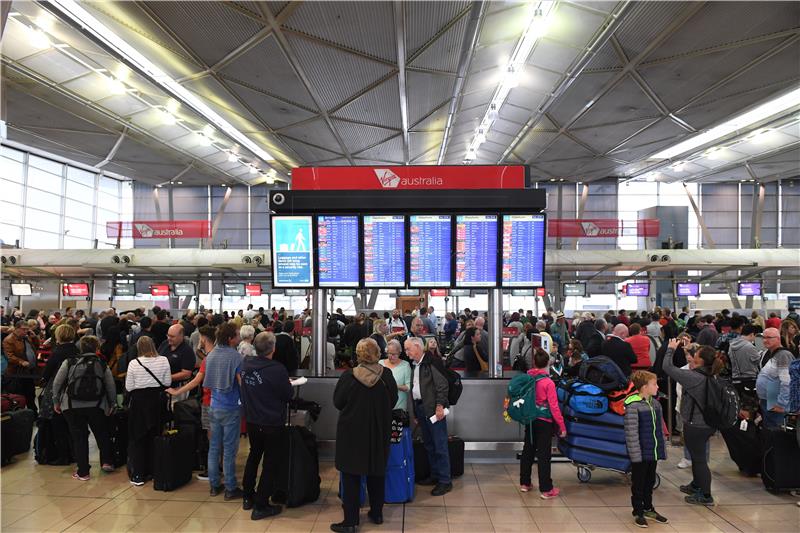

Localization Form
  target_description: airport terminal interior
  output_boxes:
[1,0,800,532]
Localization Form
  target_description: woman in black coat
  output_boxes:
[39,323,79,465]
[332,338,398,533]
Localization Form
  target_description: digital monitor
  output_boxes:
[10,283,31,296]
[317,215,360,288]
[113,284,135,297]
[738,282,761,296]
[627,283,650,296]
[396,289,419,297]
[455,215,498,287]
[501,214,546,287]
[173,283,196,296]
[150,284,170,297]
[511,289,534,297]
[536,287,546,297]
[223,283,245,297]
[245,283,262,296]
[449,289,471,297]
[335,289,357,297]
[563,283,587,297]
[285,289,307,296]
[270,216,314,288]
[62,283,89,297]
[429,289,447,297]
[409,215,451,287]
[676,282,700,297]
[363,215,405,287]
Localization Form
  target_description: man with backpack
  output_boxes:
[52,335,116,481]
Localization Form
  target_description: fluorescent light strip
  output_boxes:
[464,1,554,162]
[650,87,800,160]
[48,0,274,164]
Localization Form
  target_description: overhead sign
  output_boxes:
[548,219,659,238]
[11,283,32,296]
[245,283,262,296]
[107,220,211,239]
[788,296,800,309]
[113,284,135,297]
[62,283,89,297]
[291,165,525,190]
[429,289,448,297]
[150,284,170,297]
[563,283,587,297]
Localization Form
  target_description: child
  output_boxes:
[520,348,566,499]
[624,370,669,528]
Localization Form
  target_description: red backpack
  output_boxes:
[608,381,635,415]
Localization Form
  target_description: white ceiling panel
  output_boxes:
[18,48,89,83]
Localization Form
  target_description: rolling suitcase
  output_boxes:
[761,429,800,492]
[385,429,415,502]
[721,422,762,476]
[152,428,194,491]
[273,425,321,507]
[564,434,628,458]
[413,435,464,480]
[564,419,627,444]
[557,439,631,473]
[1,408,35,465]
[108,409,129,469]
[1,393,27,413]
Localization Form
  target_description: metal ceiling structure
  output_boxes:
[1,1,798,187]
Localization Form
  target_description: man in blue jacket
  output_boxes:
[240,332,293,520]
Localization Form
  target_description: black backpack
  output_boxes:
[65,355,107,407]
[444,366,463,406]
[578,355,627,391]
[689,371,740,430]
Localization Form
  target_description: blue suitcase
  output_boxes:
[558,440,631,473]
[557,382,608,415]
[385,429,415,503]
[565,419,627,444]
[562,405,624,427]
[564,434,628,457]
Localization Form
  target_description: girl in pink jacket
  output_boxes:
[520,348,566,498]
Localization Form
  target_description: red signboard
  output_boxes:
[107,221,211,239]
[150,284,170,297]
[548,219,659,238]
[536,288,546,297]
[292,166,525,190]
[62,283,89,297]
[245,283,262,296]
[429,289,447,297]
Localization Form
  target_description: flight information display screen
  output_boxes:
[271,216,313,288]
[317,215,360,287]
[738,282,761,296]
[676,283,700,297]
[455,215,498,287]
[501,214,546,287]
[363,215,405,287]
[409,215,451,287]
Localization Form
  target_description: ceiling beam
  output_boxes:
[96,127,127,168]
[683,140,800,183]
[394,1,410,164]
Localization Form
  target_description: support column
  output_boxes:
[312,289,328,377]
[88,278,96,314]
[488,288,502,378]
[746,182,765,309]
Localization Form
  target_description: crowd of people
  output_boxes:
[2,301,799,529]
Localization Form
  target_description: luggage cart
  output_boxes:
[572,462,661,488]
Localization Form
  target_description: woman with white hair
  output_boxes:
[238,324,256,358]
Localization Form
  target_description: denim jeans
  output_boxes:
[414,402,450,484]
[760,400,785,430]
[208,407,241,490]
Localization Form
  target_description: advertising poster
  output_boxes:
[271,216,313,287]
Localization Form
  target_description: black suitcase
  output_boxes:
[413,436,465,480]
[153,428,194,491]
[721,423,762,476]
[173,398,204,471]
[108,409,129,469]
[761,429,800,492]
[273,426,321,507]
[413,439,431,481]
[1,408,35,465]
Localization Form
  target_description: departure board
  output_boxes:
[455,215,498,287]
[317,215,360,287]
[501,214,546,287]
[363,215,405,287]
[409,215,451,287]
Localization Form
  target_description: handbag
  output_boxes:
[37,381,55,420]
[135,358,172,425]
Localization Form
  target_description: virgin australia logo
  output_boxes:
[375,169,401,188]
[134,223,183,237]
[374,168,443,188]
[580,221,617,237]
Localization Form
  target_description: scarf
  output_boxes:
[203,344,243,393]
[353,362,383,387]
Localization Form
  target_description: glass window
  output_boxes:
[0,156,25,183]
[66,167,96,187]
[97,191,119,212]
[24,208,61,232]
[64,199,93,221]
[1,146,25,162]
[0,179,24,203]
[27,166,62,192]
[66,179,94,201]
[24,228,60,248]
[0,202,23,225]
[64,217,94,239]
[28,155,63,175]
[96,208,118,227]
[64,235,93,249]
[26,188,62,214]
[98,176,120,196]
[0,224,22,245]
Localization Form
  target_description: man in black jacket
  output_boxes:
[406,336,452,496]
[240,332,293,520]
[273,321,298,375]
[601,323,638,376]
[584,318,607,358]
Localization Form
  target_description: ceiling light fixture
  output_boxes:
[195,133,211,146]
[463,2,554,163]
[161,110,176,126]
[249,166,258,174]
[227,152,238,162]
[650,86,800,160]
[165,98,180,114]
[201,124,215,137]
[27,26,51,49]
[107,76,126,95]
[47,0,274,164]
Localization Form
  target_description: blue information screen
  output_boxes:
[501,214,546,287]
[363,215,405,287]
[271,216,313,287]
[317,215,360,287]
[410,215,451,287]
[455,215,498,287]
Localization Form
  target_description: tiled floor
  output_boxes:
[1,434,797,532]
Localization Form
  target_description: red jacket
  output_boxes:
[526,368,566,434]
[626,335,651,369]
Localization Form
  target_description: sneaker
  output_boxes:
[101,464,114,473]
[685,494,714,506]
[634,514,648,528]
[676,458,692,469]
[431,482,452,496]
[644,510,669,524]
[679,483,700,495]
[72,472,90,481]
[540,487,561,499]
[519,484,533,493]
[129,477,145,487]
[224,487,244,501]
[196,471,209,481]
[210,485,224,497]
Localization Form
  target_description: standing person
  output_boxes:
[625,370,669,528]
[550,311,570,349]
[662,339,722,506]
[369,319,389,359]
[39,323,79,465]
[204,323,244,499]
[238,325,257,358]
[388,309,407,334]
[750,311,765,333]
[728,324,762,390]
[239,332,293,520]
[52,336,116,481]
[2,318,40,416]
[157,324,195,400]
[696,316,719,347]
[602,323,638,377]
[380,339,412,413]
[405,337,452,495]
[125,336,171,486]
[756,328,793,430]
[780,319,799,358]
[273,321,299,374]
[427,306,439,332]
[626,323,652,371]
[150,310,170,348]
[332,338,398,533]
[443,313,458,343]
[519,348,566,498]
